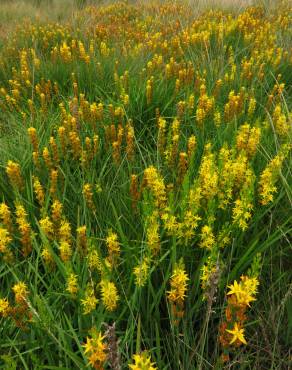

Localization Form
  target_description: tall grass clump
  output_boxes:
[0,0,291,369]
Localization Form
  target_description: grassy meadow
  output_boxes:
[0,0,291,369]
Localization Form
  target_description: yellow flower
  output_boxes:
[0,298,10,317]
[33,177,45,206]
[27,127,38,151]
[58,220,72,243]
[232,198,253,231]
[129,351,157,370]
[146,212,160,255]
[143,166,167,209]
[0,203,13,232]
[39,217,54,240]
[187,135,196,158]
[83,183,94,209]
[226,322,247,345]
[0,227,12,253]
[227,280,242,297]
[83,331,107,368]
[198,145,218,200]
[200,256,217,292]
[81,289,98,315]
[258,152,286,205]
[227,276,258,306]
[161,210,179,236]
[66,273,78,296]
[240,275,259,296]
[167,262,189,304]
[106,230,120,263]
[51,200,63,224]
[6,160,23,190]
[133,258,150,287]
[178,211,201,243]
[236,123,261,157]
[100,280,119,311]
[77,225,87,253]
[41,247,54,267]
[12,281,28,303]
[199,225,215,250]
[87,249,102,272]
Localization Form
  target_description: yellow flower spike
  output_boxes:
[227,276,258,307]
[157,117,166,155]
[100,41,110,56]
[232,198,253,231]
[69,131,81,159]
[41,247,55,267]
[227,280,242,297]
[179,211,201,244]
[247,97,256,117]
[129,351,157,370]
[146,79,152,105]
[167,133,179,168]
[83,183,94,209]
[100,280,119,312]
[106,230,120,264]
[49,169,59,197]
[81,288,98,315]
[187,135,196,159]
[178,152,188,182]
[43,147,52,169]
[240,275,259,297]
[126,121,135,161]
[112,141,121,165]
[77,226,87,254]
[15,204,32,256]
[6,160,24,190]
[0,227,12,253]
[27,127,39,152]
[198,145,218,200]
[83,331,108,369]
[51,200,63,225]
[146,212,160,255]
[130,174,140,211]
[0,203,13,233]
[167,262,189,304]
[226,322,247,345]
[258,151,287,205]
[0,298,10,317]
[39,216,54,240]
[87,249,101,272]
[12,282,28,303]
[236,123,261,157]
[143,166,167,209]
[33,177,45,206]
[133,258,150,287]
[199,225,215,250]
[59,241,72,262]
[49,137,59,164]
[66,273,78,296]
[161,211,179,237]
[58,126,67,154]
[92,135,99,158]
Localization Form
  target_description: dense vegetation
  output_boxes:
[0,1,291,369]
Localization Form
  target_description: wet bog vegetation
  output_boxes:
[0,1,291,369]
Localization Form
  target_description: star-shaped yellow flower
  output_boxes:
[227,280,242,297]
[227,280,256,306]
[226,322,247,345]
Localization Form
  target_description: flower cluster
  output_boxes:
[219,274,259,362]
